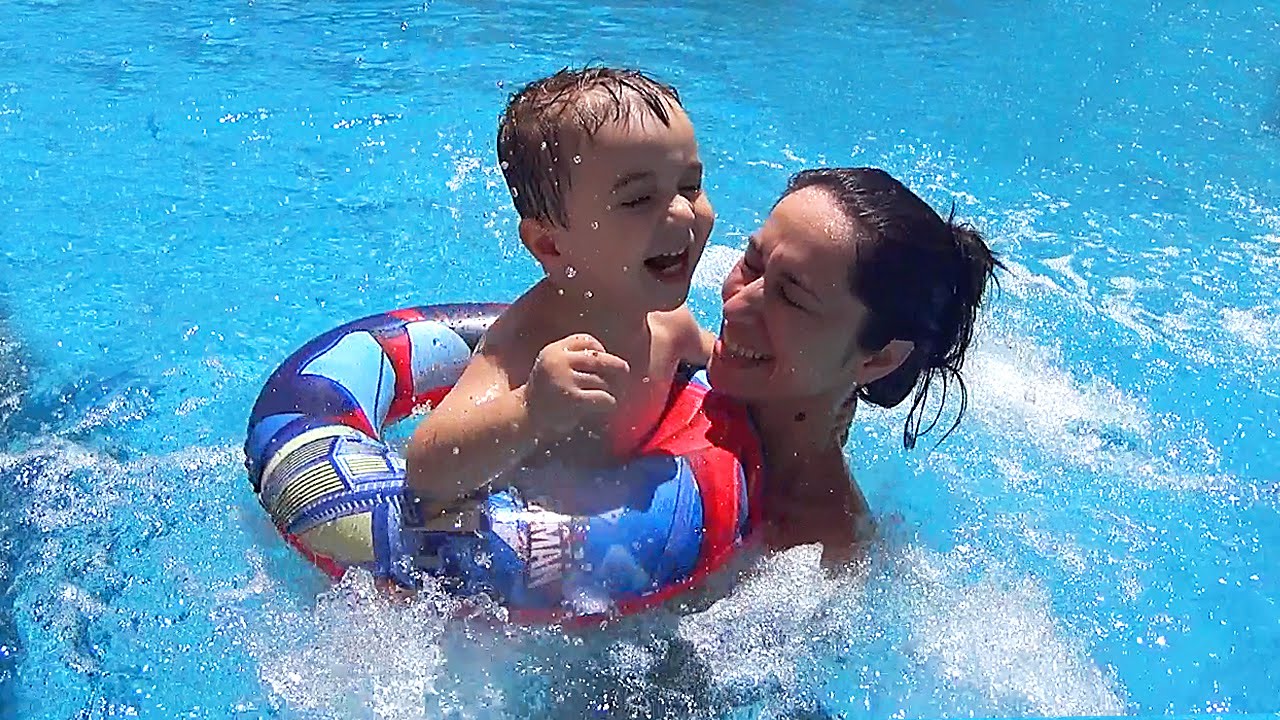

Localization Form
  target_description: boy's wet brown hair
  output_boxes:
[497,66,682,228]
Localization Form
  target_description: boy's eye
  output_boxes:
[619,195,651,208]
[680,183,702,195]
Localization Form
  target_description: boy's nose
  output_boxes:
[666,194,697,225]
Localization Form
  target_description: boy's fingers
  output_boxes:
[569,370,610,391]
[568,373,622,413]
[577,389,617,412]
[559,333,607,353]
[572,349,630,376]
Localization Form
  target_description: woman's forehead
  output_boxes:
[768,187,856,242]
[759,191,861,289]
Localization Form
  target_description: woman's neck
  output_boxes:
[751,394,843,455]
[750,395,850,497]
[749,393,874,561]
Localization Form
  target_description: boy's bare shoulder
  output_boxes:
[649,305,709,361]
[475,282,557,382]
[649,304,699,334]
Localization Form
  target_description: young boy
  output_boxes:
[404,66,713,515]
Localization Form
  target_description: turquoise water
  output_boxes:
[2,0,1278,717]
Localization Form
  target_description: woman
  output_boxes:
[707,166,1000,563]
[426,166,999,579]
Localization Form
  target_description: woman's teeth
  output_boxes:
[723,340,771,361]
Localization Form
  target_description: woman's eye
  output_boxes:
[620,195,651,208]
[779,288,804,309]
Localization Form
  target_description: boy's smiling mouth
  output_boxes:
[643,246,691,280]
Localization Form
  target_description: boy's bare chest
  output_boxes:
[553,340,680,465]
[608,357,677,442]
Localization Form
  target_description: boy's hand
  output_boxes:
[523,334,630,439]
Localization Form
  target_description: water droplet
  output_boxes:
[540,141,548,150]
[557,288,565,296]
[510,186,519,197]
[584,290,594,299]
[621,264,629,272]
[565,265,577,278]
[641,376,650,383]
[590,221,599,230]
[452,446,460,455]
[500,161,509,170]
[572,155,581,164]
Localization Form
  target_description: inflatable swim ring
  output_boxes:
[244,303,762,623]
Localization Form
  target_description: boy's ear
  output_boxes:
[518,218,562,269]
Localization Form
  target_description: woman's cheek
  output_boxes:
[721,266,744,302]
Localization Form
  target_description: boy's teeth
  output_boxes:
[644,248,686,271]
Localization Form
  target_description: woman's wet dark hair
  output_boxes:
[781,167,1002,449]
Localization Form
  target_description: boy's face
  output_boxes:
[545,104,713,314]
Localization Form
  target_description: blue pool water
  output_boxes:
[2,0,1278,717]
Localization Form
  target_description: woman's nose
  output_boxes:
[723,274,766,311]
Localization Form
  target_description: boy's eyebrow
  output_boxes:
[611,171,654,192]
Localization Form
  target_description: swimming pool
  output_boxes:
[1,0,1277,716]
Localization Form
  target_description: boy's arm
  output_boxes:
[403,351,541,516]
[404,333,630,517]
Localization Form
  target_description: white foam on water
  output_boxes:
[0,322,28,429]
[238,571,490,720]
[936,235,1261,498]
[1220,304,1280,357]
[1042,254,1091,294]
[670,542,1126,717]
[956,330,1252,496]
[677,545,855,701]
[889,544,1126,715]
[1,439,241,535]
[447,154,483,193]
[964,335,1150,471]
[2,439,250,715]
[218,540,1126,718]
[691,243,741,291]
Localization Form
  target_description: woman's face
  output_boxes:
[707,186,874,403]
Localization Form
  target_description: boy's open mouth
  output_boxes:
[643,247,690,280]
